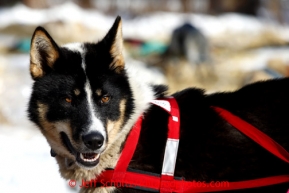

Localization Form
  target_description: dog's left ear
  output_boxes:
[103,16,124,73]
[30,27,60,80]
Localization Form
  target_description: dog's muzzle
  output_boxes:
[56,131,104,169]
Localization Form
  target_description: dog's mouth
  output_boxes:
[76,152,100,167]
[60,132,100,168]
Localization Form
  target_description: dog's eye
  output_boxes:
[101,95,110,104]
[65,97,72,103]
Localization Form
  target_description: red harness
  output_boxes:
[94,97,289,192]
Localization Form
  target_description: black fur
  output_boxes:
[28,47,93,142]
[120,79,289,193]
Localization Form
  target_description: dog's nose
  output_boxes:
[82,132,104,150]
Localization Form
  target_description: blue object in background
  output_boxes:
[15,38,31,53]
[140,41,167,56]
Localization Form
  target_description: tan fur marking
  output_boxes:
[30,62,44,78]
[109,20,125,73]
[80,186,115,193]
[54,99,127,189]
[34,31,59,68]
[30,30,59,79]
[74,89,81,96]
[30,35,43,79]
[107,99,126,143]
[95,89,102,96]
[37,102,104,182]
[37,102,74,160]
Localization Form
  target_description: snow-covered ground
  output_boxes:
[1,2,289,42]
[0,126,76,193]
[0,54,76,193]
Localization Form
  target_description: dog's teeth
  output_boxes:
[80,153,99,162]
[80,153,85,160]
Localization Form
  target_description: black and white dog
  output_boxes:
[28,16,289,193]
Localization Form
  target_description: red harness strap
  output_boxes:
[93,98,289,192]
[213,107,289,164]
[151,97,180,193]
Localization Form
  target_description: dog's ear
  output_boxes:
[30,27,59,80]
[103,16,124,73]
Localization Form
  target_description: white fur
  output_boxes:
[84,80,107,141]
[63,43,107,145]
[125,58,167,85]
[63,43,83,53]
[124,63,156,127]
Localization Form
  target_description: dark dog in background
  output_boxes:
[28,16,289,192]
[165,23,210,65]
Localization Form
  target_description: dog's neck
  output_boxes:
[56,64,157,182]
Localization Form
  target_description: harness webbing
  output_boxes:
[93,98,289,192]
[151,97,180,193]
[212,107,289,164]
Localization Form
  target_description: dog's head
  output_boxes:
[28,16,135,170]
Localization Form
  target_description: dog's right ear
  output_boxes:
[30,27,59,80]
[102,16,124,73]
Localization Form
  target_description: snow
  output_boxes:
[1,2,289,41]
[222,47,289,72]
[0,126,75,193]
[242,47,289,71]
